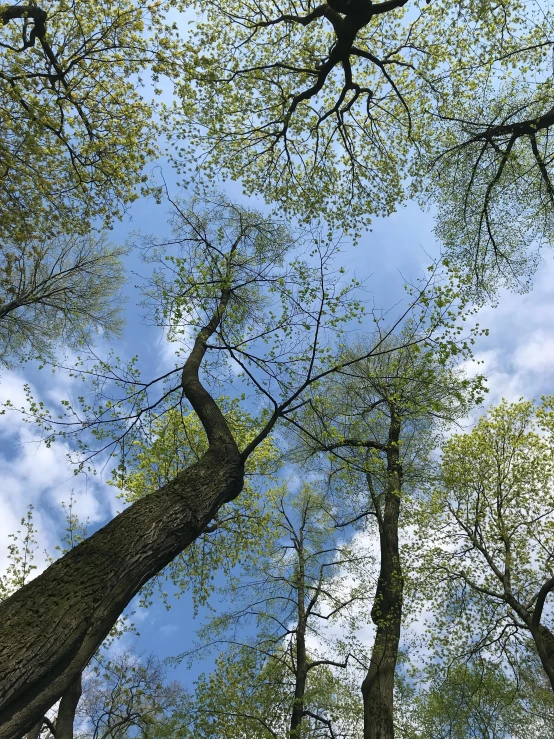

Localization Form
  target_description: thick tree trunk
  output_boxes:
[0,283,246,739]
[361,416,403,739]
[0,444,243,739]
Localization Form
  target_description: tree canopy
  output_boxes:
[0,0,183,239]
[169,0,554,252]
[2,0,554,737]
[0,233,127,365]
[414,398,554,695]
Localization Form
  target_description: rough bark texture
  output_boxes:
[0,445,243,739]
[0,289,245,739]
[361,414,403,739]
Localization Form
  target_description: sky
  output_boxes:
[1,162,554,692]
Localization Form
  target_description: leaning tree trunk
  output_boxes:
[0,290,245,739]
[361,414,403,739]
[0,442,244,739]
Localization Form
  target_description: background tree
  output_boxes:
[396,658,532,739]
[176,483,370,739]
[0,0,184,241]
[413,399,554,698]
[293,336,483,739]
[0,233,127,367]
[429,76,554,297]
[0,505,38,602]
[74,653,184,739]
[180,644,362,739]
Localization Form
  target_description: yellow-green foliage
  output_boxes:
[0,0,184,240]
[167,0,549,234]
[112,398,281,610]
[413,398,554,665]
[180,644,363,739]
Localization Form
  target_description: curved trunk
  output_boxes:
[361,415,403,739]
[0,288,244,739]
[0,443,243,739]
[530,623,554,693]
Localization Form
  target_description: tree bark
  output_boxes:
[0,445,243,739]
[529,622,554,693]
[55,672,82,739]
[361,414,403,739]
[24,722,43,739]
[290,531,307,739]
[0,290,245,739]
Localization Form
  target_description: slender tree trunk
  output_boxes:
[290,630,308,737]
[0,292,245,739]
[55,672,83,739]
[361,414,403,739]
[24,722,43,739]
[290,533,307,739]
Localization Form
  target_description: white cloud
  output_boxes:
[461,257,554,407]
[0,369,119,582]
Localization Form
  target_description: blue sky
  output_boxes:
[1,161,554,690]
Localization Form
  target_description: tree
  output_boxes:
[293,337,483,739]
[429,76,554,297]
[22,653,184,739]
[0,501,173,739]
[0,505,38,602]
[0,502,84,739]
[0,0,183,240]
[113,399,280,612]
[396,659,532,739]
[178,483,370,739]
[181,644,362,739]
[169,0,546,238]
[0,233,127,366]
[74,652,184,739]
[0,194,475,738]
[414,399,554,699]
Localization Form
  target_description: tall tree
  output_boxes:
[414,399,554,697]
[113,399,280,613]
[177,483,370,739]
[295,337,483,739]
[180,645,362,739]
[0,194,471,738]
[0,502,166,739]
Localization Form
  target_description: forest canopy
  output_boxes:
[1,2,554,739]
